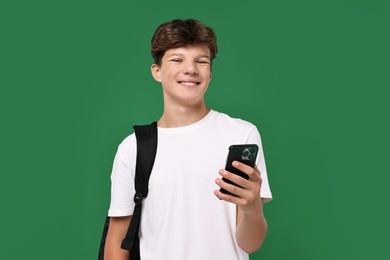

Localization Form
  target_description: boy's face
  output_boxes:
[151,44,212,107]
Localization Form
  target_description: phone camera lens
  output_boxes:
[243,151,249,157]
[250,148,256,153]
[249,154,254,160]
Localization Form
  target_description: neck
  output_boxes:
[158,103,211,128]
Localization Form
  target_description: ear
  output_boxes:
[151,64,162,82]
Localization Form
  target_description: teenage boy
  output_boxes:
[104,19,272,260]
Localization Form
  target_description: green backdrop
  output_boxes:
[1,0,389,259]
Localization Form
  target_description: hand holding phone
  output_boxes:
[219,144,259,196]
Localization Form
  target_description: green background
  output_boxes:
[1,0,389,259]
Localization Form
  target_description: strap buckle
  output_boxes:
[134,193,143,206]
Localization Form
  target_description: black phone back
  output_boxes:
[220,144,259,195]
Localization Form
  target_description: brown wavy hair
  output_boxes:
[151,19,218,66]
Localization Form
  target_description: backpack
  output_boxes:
[98,121,158,260]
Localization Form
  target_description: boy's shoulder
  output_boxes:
[212,110,257,130]
[116,131,136,157]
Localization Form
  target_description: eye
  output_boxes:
[197,60,210,64]
[170,59,182,63]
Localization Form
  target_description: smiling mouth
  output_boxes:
[178,81,200,86]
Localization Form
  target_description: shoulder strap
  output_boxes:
[121,121,158,259]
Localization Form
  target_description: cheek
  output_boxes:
[201,67,212,76]
[204,71,212,81]
[161,68,178,80]
[162,75,177,84]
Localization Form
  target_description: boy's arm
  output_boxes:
[235,201,267,253]
[104,216,132,260]
[214,162,268,253]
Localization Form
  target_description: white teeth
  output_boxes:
[179,81,198,86]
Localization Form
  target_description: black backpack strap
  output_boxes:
[121,121,158,259]
[98,216,110,259]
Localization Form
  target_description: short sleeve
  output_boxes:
[247,127,273,203]
[107,135,137,216]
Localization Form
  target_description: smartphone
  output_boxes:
[220,144,259,196]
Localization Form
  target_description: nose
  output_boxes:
[184,61,199,75]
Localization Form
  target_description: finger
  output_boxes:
[232,161,260,181]
[254,165,261,176]
[215,177,246,198]
[218,169,251,190]
[214,189,245,205]
[254,165,263,185]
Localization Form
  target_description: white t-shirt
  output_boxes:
[108,110,272,260]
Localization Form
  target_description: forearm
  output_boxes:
[104,216,131,260]
[235,205,268,254]
[104,238,129,260]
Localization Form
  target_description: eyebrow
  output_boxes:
[168,53,183,57]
